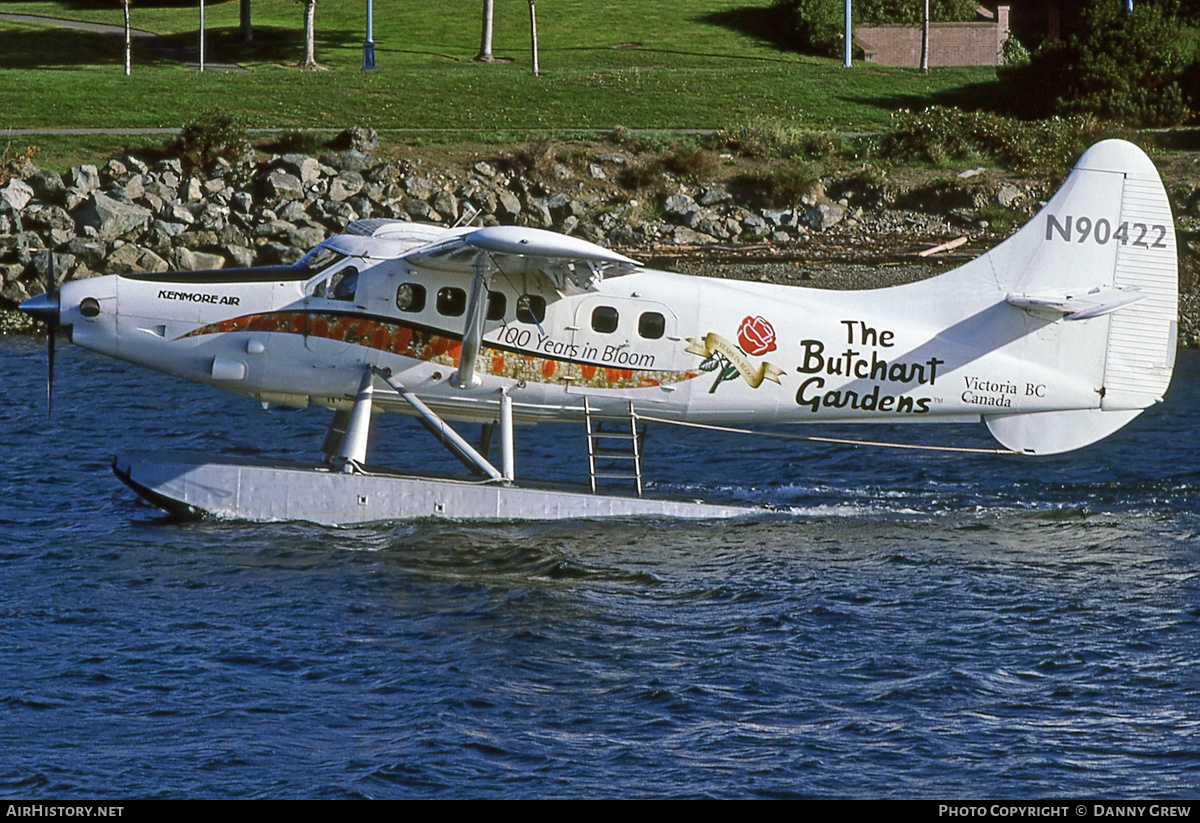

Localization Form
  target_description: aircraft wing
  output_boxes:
[1006,287,1147,321]
[406,226,642,295]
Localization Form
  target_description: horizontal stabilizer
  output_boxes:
[1006,287,1146,320]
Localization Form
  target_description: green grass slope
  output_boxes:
[0,0,996,135]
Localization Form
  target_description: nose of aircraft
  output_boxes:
[19,291,61,327]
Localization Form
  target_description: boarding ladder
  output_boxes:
[584,397,644,497]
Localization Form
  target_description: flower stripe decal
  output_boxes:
[686,315,784,394]
[185,311,701,390]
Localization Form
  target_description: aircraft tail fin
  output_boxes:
[977,139,1177,454]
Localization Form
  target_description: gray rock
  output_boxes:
[276,200,309,223]
[663,193,697,220]
[345,195,373,219]
[0,178,33,212]
[801,203,845,231]
[588,163,607,180]
[65,238,106,267]
[405,200,443,223]
[280,154,322,185]
[231,191,254,214]
[30,251,76,287]
[222,244,256,268]
[321,150,373,173]
[698,186,732,207]
[741,213,769,234]
[404,176,437,201]
[161,202,195,225]
[329,171,365,203]
[69,165,100,195]
[151,219,188,238]
[286,225,326,249]
[125,156,149,175]
[761,209,792,227]
[260,242,305,266]
[103,244,169,274]
[473,161,497,178]
[997,183,1022,208]
[253,219,297,239]
[75,192,152,241]
[174,248,226,271]
[264,169,304,202]
[432,191,459,222]
[23,205,74,232]
[496,191,522,223]
[155,158,183,177]
[331,126,379,153]
[27,170,65,204]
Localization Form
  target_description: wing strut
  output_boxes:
[453,251,493,390]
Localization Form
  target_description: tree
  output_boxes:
[123,0,131,76]
[295,0,322,70]
[241,0,252,44]
[920,0,930,73]
[476,0,495,62]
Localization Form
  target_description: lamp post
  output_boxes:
[843,0,851,68]
[363,0,376,70]
[199,0,205,72]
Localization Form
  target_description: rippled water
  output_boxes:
[2,336,1199,798]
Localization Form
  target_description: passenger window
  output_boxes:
[591,306,619,334]
[487,291,507,321]
[516,294,546,325]
[437,287,466,317]
[396,283,426,313]
[328,267,358,301]
[638,311,665,340]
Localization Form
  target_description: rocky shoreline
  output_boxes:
[2,127,1197,343]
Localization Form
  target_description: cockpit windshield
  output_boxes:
[299,246,346,274]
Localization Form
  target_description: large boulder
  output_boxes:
[74,192,152,241]
[103,244,169,274]
[0,178,34,212]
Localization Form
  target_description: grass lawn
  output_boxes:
[0,0,998,167]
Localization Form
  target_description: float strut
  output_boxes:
[499,387,515,481]
[336,370,375,471]
[373,368,505,481]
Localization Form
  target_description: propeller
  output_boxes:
[18,250,61,415]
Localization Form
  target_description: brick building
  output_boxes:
[854,5,1011,68]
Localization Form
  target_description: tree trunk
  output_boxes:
[475,0,495,62]
[240,0,252,44]
[920,0,929,74]
[300,0,318,69]
[124,0,131,76]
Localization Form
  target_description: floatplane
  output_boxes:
[20,140,1177,524]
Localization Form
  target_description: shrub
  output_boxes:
[999,4,1198,127]
[661,145,721,180]
[169,110,252,174]
[731,160,819,208]
[880,107,1119,175]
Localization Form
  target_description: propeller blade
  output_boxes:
[44,250,56,417]
[47,327,55,416]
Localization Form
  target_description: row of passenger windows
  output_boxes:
[394,283,666,339]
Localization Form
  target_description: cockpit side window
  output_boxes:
[308,262,359,301]
[329,267,358,301]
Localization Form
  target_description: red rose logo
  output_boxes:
[737,315,776,356]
